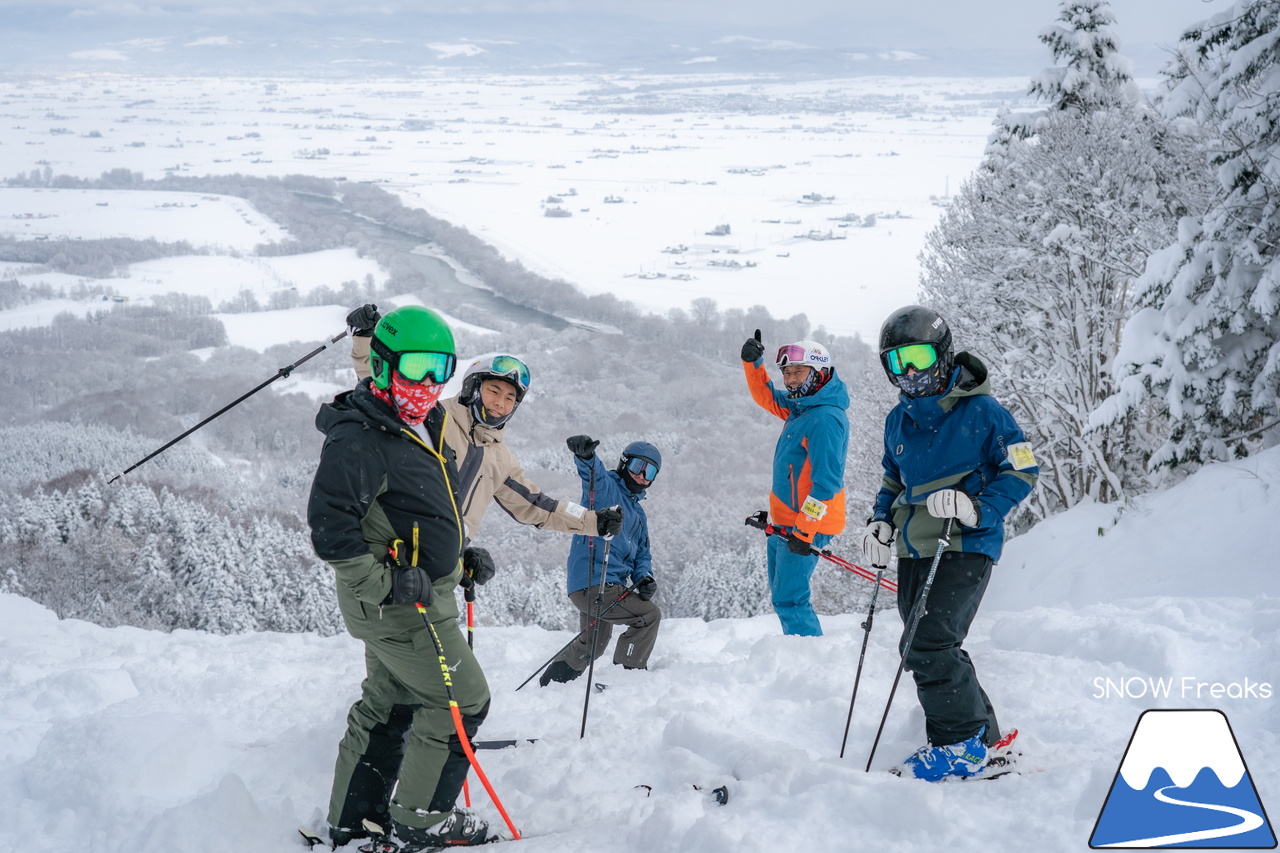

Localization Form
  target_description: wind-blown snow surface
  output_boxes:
[3,449,1279,853]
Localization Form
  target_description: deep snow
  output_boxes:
[2,446,1278,853]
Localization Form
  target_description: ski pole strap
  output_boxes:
[744,511,896,593]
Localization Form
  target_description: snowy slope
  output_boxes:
[3,448,1279,853]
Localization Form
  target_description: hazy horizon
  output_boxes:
[0,0,1229,78]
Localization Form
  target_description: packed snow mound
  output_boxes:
[987,444,1280,610]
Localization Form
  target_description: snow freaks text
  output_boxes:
[1092,677,1273,701]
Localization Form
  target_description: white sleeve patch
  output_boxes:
[563,502,587,520]
[800,495,828,521]
[1007,442,1037,471]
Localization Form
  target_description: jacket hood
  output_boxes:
[316,378,406,436]
[789,368,850,413]
[946,351,991,399]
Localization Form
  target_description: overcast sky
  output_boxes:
[8,0,1229,51]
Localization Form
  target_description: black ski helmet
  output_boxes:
[878,305,954,397]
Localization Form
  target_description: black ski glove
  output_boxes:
[786,529,815,556]
[346,303,381,337]
[634,576,657,602]
[596,506,623,538]
[740,329,764,363]
[567,434,600,460]
[463,546,496,586]
[384,565,434,607]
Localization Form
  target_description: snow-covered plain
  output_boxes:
[2,446,1278,853]
[0,73,1034,342]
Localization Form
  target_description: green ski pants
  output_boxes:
[327,617,490,831]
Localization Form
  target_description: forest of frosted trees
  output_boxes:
[2,0,1277,636]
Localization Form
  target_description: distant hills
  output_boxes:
[0,8,1076,77]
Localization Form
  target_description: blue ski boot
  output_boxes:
[896,728,989,782]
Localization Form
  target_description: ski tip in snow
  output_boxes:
[473,738,540,750]
[298,826,326,848]
[696,784,731,806]
[634,783,730,806]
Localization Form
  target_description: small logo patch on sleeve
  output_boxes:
[1007,442,1037,471]
[564,502,587,519]
[800,496,828,521]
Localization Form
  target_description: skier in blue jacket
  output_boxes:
[540,436,661,686]
[862,306,1038,782]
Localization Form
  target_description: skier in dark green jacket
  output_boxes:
[307,305,497,851]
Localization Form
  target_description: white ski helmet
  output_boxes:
[775,340,832,397]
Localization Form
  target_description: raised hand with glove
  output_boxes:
[346,303,381,337]
[462,546,496,586]
[633,575,657,602]
[925,489,980,527]
[595,505,623,538]
[567,434,600,460]
[860,520,896,568]
[741,328,765,364]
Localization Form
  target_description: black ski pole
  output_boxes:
[864,518,954,773]
[514,583,634,692]
[839,568,885,758]
[579,535,614,739]
[108,329,350,484]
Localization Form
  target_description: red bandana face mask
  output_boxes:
[372,373,444,425]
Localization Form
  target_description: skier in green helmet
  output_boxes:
[344,302,622,592]
[308,305,499,850]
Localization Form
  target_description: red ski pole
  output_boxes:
[744,512,897,594]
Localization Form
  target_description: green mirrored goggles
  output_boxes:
[885,343,939,376]
[395,350,456,385]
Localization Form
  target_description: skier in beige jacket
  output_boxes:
[347,305,622,575]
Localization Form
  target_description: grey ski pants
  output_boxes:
[553,583,661,671]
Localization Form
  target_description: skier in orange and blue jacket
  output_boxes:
[741,330,850,636]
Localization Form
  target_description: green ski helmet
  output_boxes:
[369,305,457,390]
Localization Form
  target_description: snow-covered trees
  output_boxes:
[1028,0,1139,112]
[1101,0,1280,469]
[0,476,342,633]
[920,0,1213,514]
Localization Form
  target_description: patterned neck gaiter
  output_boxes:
[371,373,444,426]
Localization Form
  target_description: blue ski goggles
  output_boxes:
[480,354,531,393]
[624,455,660,482]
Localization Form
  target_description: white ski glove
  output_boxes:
[926,489,980,527]
[860,521,896,568]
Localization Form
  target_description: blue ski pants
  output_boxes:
[766,531,832,636]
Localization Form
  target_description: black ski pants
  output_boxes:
[896,550,999,748]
